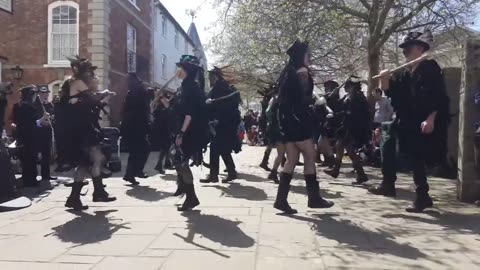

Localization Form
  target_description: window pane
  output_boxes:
[53,7,60,15]
[69,6,77,20]
[50,5,78,62]
[60,6,69,15]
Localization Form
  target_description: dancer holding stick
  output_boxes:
[368,30,450,213]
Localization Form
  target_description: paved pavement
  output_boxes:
[0,146,479,270]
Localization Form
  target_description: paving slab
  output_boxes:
[0,146,478,270]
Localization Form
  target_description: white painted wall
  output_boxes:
[153,8,195,91]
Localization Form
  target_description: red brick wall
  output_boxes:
[0,0,90,133]
[108,0,152,125]
[0,0,90,84]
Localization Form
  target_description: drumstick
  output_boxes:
[372,54,429,79]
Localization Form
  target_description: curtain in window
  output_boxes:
[51,5,78,62]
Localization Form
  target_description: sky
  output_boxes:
[159,0,220,67]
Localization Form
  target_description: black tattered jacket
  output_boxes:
[387,59,450,165]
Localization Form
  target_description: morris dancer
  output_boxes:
[61,56,116,210]
[369,31,450,213]
[324,76,370,184]
[274,39,334,214]
[201,66,240,184]
[171,55,208,211]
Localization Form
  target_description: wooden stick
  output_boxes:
[151,75,177,112]
[372,54,429,79]
[207,91,239,104]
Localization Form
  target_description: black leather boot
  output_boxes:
[324,160,341,178]
[178,184,200,211]
[268,169,279,184]
[320,155,335,168]
[406,193,433,213]
[173,177,185,196]
[352,166,369,184]
[92,176,117,202]
[273,173,297,214]
[259,147,272,171]
[200,174,219,183]
[368,184,396,197]
[305,174,334,209]
[222,170,238,183]
[65,182,89,211]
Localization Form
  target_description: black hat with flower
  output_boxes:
[176,55,201,69]
[399,30,433,51]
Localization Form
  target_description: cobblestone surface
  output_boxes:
[0,146,479,270]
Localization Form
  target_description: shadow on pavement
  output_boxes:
[382,211,480,234]
[174,211,255,257]
[211,182,268,201]
[125,185,173,202]
[289,184,344,199]
[47,210,130,246]
[21,179,66,203]
[287,213,427,260]
[159,173,177,182]
[238,172,267,183]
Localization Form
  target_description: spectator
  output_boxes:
[373,88,394,128]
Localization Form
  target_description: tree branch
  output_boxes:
[374,0,437,50]
[372,0,395,40]
[319,0,369,21]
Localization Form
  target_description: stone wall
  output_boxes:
[457,38,480,202]
[443,68,461,169]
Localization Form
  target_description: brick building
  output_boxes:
[0,0,153,129]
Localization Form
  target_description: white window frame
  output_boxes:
[174,29,179,49]
[127,0,140,11]
[127,23,137,73]
[161,15,167,37]
[161,54,167,78]
[46,1,79,67]
[184,40,189,54]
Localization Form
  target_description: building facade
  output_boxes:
[152,1,196,91]
[0,0,153,128]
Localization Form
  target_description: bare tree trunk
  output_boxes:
[367,45,381,114]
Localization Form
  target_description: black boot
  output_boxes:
[320,155,335,168]
[324,160,341,178]
[268,169,279,184]
[155,163,165,174]
[259,162,271,172]
[123,176,140,185]
[368,184,396,197]
[200,174,219,183]
[406,193,433,213]
[65,182,88,211]
[178,184,200,211]
[352,166,369,185]
[273,173,297,214]
[92,176,116,202]
[305,174,334,209]
[173,179,185,196]
[259,147,272,171]
[222,170,238,183]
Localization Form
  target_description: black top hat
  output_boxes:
[208,66,223,77]
[18,84,38,95]
[399,30,433,51]
[323,80,339,89]
[176,55,201,68]
[37,85,50,93]
[67,55,97,75]
[286,39,309,57]
[345,75,363,87]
